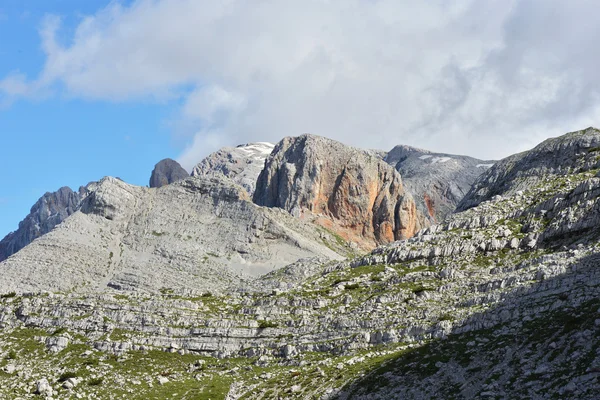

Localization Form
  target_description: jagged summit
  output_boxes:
[149,158,189,188]
[0,185,91,262]
[191,142,274,195]
[254,134,428,250]
[458,126,600,211]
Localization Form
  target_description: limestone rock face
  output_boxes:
[0,175,344,295]
[149,158,189,188]
[191,142,274,195]
[253,134,427,249]
[0,186,89,261]
[384,145,495,223]
[458,127,600,211]
[384,145,494,222]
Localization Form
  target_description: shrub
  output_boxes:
[51,327,67,336]
[257,320,278,329]
[88,377,104,386]
[58,372,79,383]
[438,313,454,322]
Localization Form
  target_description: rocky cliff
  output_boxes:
[0,186,88,262]
[191,142,274,195]
[384,145,494,222]
[254,135,427,249]
[149,158,189,188]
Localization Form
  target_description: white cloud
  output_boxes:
[3,0,600,169]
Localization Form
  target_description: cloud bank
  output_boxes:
[3,0,600,169]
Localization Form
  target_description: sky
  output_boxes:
[1,0,600,238]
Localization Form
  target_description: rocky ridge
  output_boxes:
[384,145,494,222]
[458,126,600,211]
[254,134,428,250]
[191,142,275,195]
[0,175,346,295]
[0,186,90,262]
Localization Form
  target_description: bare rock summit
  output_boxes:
[0,186,89,261]
[191,142,274,195]
[384,145,495,222]
[253,134,428,250]
[149,158,189,188]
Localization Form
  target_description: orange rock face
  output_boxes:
[254,135,428,249]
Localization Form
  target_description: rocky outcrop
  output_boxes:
[149,158,188,188]
[254,135,427,249]
[191,142,274,195]
[384,145,494,222]
[0,175,345,295]
[0,186,89,261]
[458,127,600,211]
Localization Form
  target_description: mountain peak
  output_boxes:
[149,158,188,188]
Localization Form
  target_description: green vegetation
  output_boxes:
[58,371,79,382]
[87,377,104,386]
[257,320,278,329]
[51,327,67,336]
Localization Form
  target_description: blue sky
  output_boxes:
[0,1,179,238]
[2,0,600,239]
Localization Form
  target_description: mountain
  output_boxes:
[0,159,189,262]
[1,128,599,399]
[191,142,275,195]
[458,126,600,211]
[0,186,89,262]
[0,175,345,295]
[148,158,189,188]
[254,134,428,250]
[384,144,494,222]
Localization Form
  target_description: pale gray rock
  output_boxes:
[0,186,90,261]
[384,145,494,223]
[458,127,600,211]
[35,378,52,397]
[149,158,189,188]
[191,142,274,195]
[0,175,344,295]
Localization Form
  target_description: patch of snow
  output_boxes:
[419,155,432,160]
[431,157,451,163]
[237,143,275,156]
[476,163,494,168]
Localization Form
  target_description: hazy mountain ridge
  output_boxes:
[384,144,495,222]
[0,185,91,262]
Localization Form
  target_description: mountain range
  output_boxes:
[1,128,599,399]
